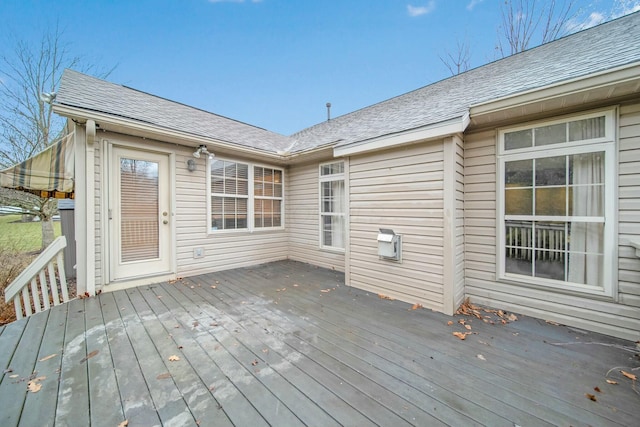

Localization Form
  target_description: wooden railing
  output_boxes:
[4,236,71,320]
[506,222,566,261]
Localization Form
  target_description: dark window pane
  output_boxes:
[505,129,532,150]
[505,221,533,276]
[505,160,533,187]
[535,123,566,146]
[535,156,566,186]
[534,255,565,281]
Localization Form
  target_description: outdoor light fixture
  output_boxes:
[192,144,214,159]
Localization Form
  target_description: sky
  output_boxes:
[1,0,638,135]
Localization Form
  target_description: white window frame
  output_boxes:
[319,161,346,252]
[207,157,285,234]
[496,109,617,298]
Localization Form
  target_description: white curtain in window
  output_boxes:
[332,180,345,248]
[568,153,604,286]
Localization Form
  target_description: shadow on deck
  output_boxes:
[0,260,638,426]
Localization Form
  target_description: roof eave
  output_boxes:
[333,113,470,157]
[53,103,286,162]
[470,62,640,125]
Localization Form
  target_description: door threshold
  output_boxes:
[104,272,176,292]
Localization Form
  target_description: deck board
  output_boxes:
[0,260,638,426]
[55,298,90,426]
[100,291,162,427]
[19,302,67,427]
[0,312,48,426]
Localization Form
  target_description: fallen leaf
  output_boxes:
[39,353,57,362]
[9,374,19,378]
[293,284,299,287]
[320,289,331,293]
[27,380,42,393]
[464,324,472,330]
[118,420,129,427]
[378,294,394,300]
[192,321,199,327]
[585,393,597,401]
[606,379,618,385]
[190,285,195,289]
[447,321,453,326]
[251,359,259,366]
[168,355,180,362]
[157,373,172,380]
[210,322,218,327]
[453,332,470,340]
[157,295,163,299]
[211,285,217,289]
[594,386,601,393]
[411,303,423,310]
[477,354,486,361]
[545,320,560,326]
[80,350,99,364]
[508,314,518,322]
[621,370,637,381]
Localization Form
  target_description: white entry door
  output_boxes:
[110,147,173,281]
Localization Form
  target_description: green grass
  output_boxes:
[0,214,62,253]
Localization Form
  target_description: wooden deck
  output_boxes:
[1,260,638,426]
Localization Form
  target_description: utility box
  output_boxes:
[377,228,402,261]
[58,199,76,278]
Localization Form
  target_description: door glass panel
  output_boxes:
[120,158,159,262]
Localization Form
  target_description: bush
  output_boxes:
[0,245,36,324]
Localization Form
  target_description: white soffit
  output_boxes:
[333,113,470,157]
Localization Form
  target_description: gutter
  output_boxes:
[470,62,640,117]
[53,104,286,162]
[333,112,470,157]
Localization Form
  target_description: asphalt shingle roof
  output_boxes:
[56,70,292,153]
[291,11,640,152]
[56,12,640,155]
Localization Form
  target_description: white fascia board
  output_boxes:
[333,113,470,157]
[470,63,640,116]
[52,105,284,161]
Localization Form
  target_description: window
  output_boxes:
[498,110,615,296]
[254,166,283,228]
[319,161,345,250]
[210,159,283,231]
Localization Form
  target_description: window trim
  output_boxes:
[496,109,617,298]
[207,157,285,234]
[319,161,346,253]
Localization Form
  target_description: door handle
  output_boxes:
[163,219,169,224]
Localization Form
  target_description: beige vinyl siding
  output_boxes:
[453,137,466,309]
[464,105,640,342]
[618,102,640,309]
[287,161,345,271]
[174,147,288,276]
[348,141,445,311]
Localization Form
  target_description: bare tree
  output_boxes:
[439,38,472,76]
[0,24,112,249]
[496,0,577,57]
